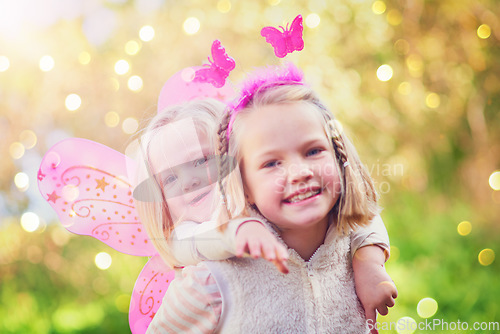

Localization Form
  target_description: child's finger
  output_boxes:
[261,243,277,261]
[275,244,289,261]
[365,308,378,334]
[377,304,389,316]
[272,257,289,274]
[248,239,262,258]
[235,239,248,257]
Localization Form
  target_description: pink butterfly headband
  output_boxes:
[226,62,305,139]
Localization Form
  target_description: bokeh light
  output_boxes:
[14,172,29,191]
[14,173,29,191]
[139,25,155,41]
[489,171,500,190]
[425,92,440,109]
[127,75,143,91]
[0,55,10,72]
[183,17,201,35]
[406,54,423,77]
[217,0,231,13]
[114,59,130,75]
[457,221,472,236]
[78,52,91,65]
[478,249,495,266]
[21,212,40,232]
[305,13,320,29]
[377,64,393,81]
[20,130,37,149]
[477,24,491,39]
[105,111,120,128]
[122,117,139,134]
[125,40,141,55]
[398,81,411,95]
[115,294,131,313]
[9,142,25,159]
[61,185,79,202]
[65,94,82,111]
[416,297,438,318]
[95,252,112,270]
[372,1,386,14]
[39,55,55,72]
[387,9,403,26]
[396,316,416,334]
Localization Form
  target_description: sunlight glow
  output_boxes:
[95,252,112,270]
[305,13,321,29]
[65,94,82,111]
[417,297,438,318]
[127,75,143,91]
[183,17,200,35]
[139,25,155,42]
[39,55,55,72]
[21,212,40,232]
[14,172,29,191]
[377,64,393,81]
[0,55,9,72]
[114,59,130,75]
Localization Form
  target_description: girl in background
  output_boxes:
[132,97,289,273]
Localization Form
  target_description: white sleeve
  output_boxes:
[350,214,390,260]
[169,218,263,266]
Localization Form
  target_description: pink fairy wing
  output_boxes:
[261,26,288,58]
[38,138,156,257]
[129,255,175,334]
[288,14,304,52]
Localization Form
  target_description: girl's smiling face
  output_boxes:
[238,102,341,234]
[149,119,217,222]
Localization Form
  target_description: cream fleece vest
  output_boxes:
[205,231,369,333]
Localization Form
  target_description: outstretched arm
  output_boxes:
[350,215,397,333]
[353,245,397,333]
[169,218,289,273]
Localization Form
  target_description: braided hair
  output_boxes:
[217,65,379,234]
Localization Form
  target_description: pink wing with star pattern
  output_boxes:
[37,138,156,257]
[38,138,175,334]
[129,255,175,334]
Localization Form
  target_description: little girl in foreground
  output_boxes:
[145,63,397,333]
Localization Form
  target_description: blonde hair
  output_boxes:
[218,84,379,235]
[133,98,225,266]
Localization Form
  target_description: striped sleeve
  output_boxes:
[146,263,222,334]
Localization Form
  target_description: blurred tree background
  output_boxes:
[1,0,499,333]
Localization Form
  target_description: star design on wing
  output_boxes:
[47,190,60,203]
[95,177,110,192]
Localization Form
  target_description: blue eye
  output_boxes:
[263,160,279,168]
[162,175,177,185]
[306,148,324,157]
[194,156,209,167]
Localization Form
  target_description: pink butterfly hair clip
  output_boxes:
[194,39,236,88]
[261,14,304,58]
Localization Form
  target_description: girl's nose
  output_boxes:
[288,162,314,184]
[181,175,201,192]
